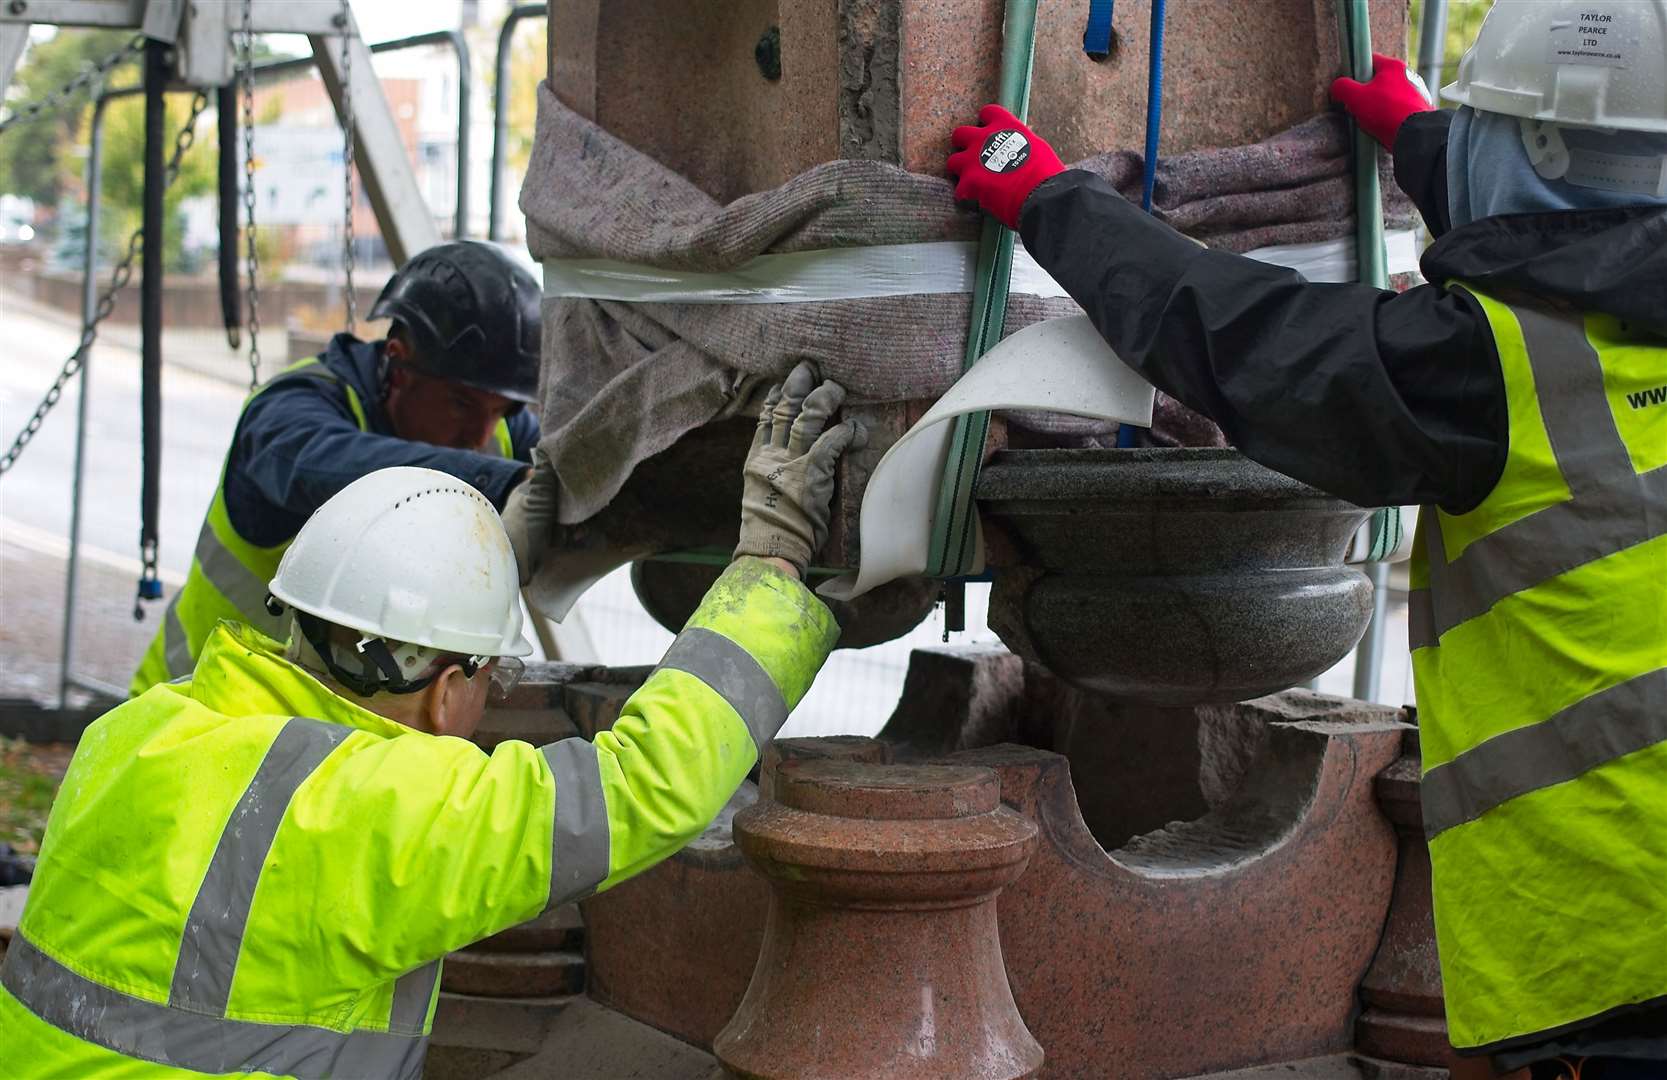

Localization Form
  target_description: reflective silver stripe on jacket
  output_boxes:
[655,626,789,752]
[541,737,611,908]
[172,717,350,1013]
[1411,306,1667,646]
[389,959,442,1035]
[1,933,426,1080]
[194,524,280,628]
[162,600,194,679]
[1423,668,1667,838]
[1416,298,1667,835]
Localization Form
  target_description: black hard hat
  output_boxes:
[370,241,542,404]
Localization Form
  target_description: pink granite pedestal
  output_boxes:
[573,651,1419,1078]
[716,759,1042,1079]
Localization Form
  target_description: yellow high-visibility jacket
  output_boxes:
[4,558,837,1078]
[1410,284,1667,1054]
[129,354,517,698]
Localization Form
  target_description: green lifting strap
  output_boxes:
[1343,0,1404,559]
[925,0,1041,580]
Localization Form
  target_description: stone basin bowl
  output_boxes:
[976,448,1373,705]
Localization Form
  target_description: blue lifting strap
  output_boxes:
[1083,0,1116,59]
[1117,0,1167,448]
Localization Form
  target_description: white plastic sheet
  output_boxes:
[819,316,1156,601]
[541,231,1423,305]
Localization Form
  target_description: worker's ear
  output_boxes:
[384,334,408,364]
[422,663,484,740]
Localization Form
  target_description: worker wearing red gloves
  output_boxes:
[949,6,1667,1080]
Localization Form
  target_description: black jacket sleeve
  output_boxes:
[223,378,531,547]
[1393,109,1455,238]
[1017,170,1506,513]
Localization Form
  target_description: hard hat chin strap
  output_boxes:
[1521,119,1571,180]
[1520,117,1667,196]
[283,604,480,698]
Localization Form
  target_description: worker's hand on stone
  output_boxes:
[946,104,1066,230]
[735,362,866,579]
[501,448,559,586]
[1330,54,1434,148]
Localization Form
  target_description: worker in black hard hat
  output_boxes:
[129,240,545,696]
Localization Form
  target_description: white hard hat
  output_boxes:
[269,466,532,658]
[1443,0,1667,133]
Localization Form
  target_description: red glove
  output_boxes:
[947,104,1065,230]
[1330,55,1434,148]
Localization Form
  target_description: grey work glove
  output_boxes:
[734,362,865,576]
[501,447,559,586]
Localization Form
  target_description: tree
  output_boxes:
[89,93,217,270]
[503,21,547,180]
[4,28,302,270]
[1408,0,1493,94]
[483,18,547,240]
[0,30,138,206]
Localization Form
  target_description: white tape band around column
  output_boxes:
[540,230,1423,305]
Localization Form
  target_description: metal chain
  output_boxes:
[339,0,357,331]
[0,35,144,136]
[0,90,210,478]
[241,0,262,390]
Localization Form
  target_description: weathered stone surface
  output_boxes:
[576,687,1409,1078]
[487,997,728,1080]
[582,783,771,1050]
[716,758,1042,1079]
[470,661,590,750]
[1180,1057,1444,1080]
[550,0,1408,193]
[1356,728,1455,1070]
[468,904,584,955]
[961,712,1404,1079]
[978,449,1373,704]
[430,991,574,1056]
[875,644,1027,757]
[440,948,586,999]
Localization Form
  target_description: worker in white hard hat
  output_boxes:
[946,2,1666,1078]
[0,363,863,1078]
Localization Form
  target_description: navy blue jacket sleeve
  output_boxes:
[1016,169,1506,514]
[224,378,531,547]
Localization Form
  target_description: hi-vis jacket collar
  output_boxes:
[176,622,409,742]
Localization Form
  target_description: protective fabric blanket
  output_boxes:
[520,82,1417,525]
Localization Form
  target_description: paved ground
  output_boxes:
[1,285,252,701]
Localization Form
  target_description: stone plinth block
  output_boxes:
[575,681,1410,1078]
[959,711,1403,1079]
[715,760,1042,1080]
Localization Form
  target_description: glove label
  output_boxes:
[980,129,1032,174]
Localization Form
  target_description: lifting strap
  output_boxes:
[1083,0,1115,59]
[923,0,1040,583]
[1342,0,1405,558]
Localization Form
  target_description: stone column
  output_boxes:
[1356,727,1453,1072]
[715,760,1041,1079]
